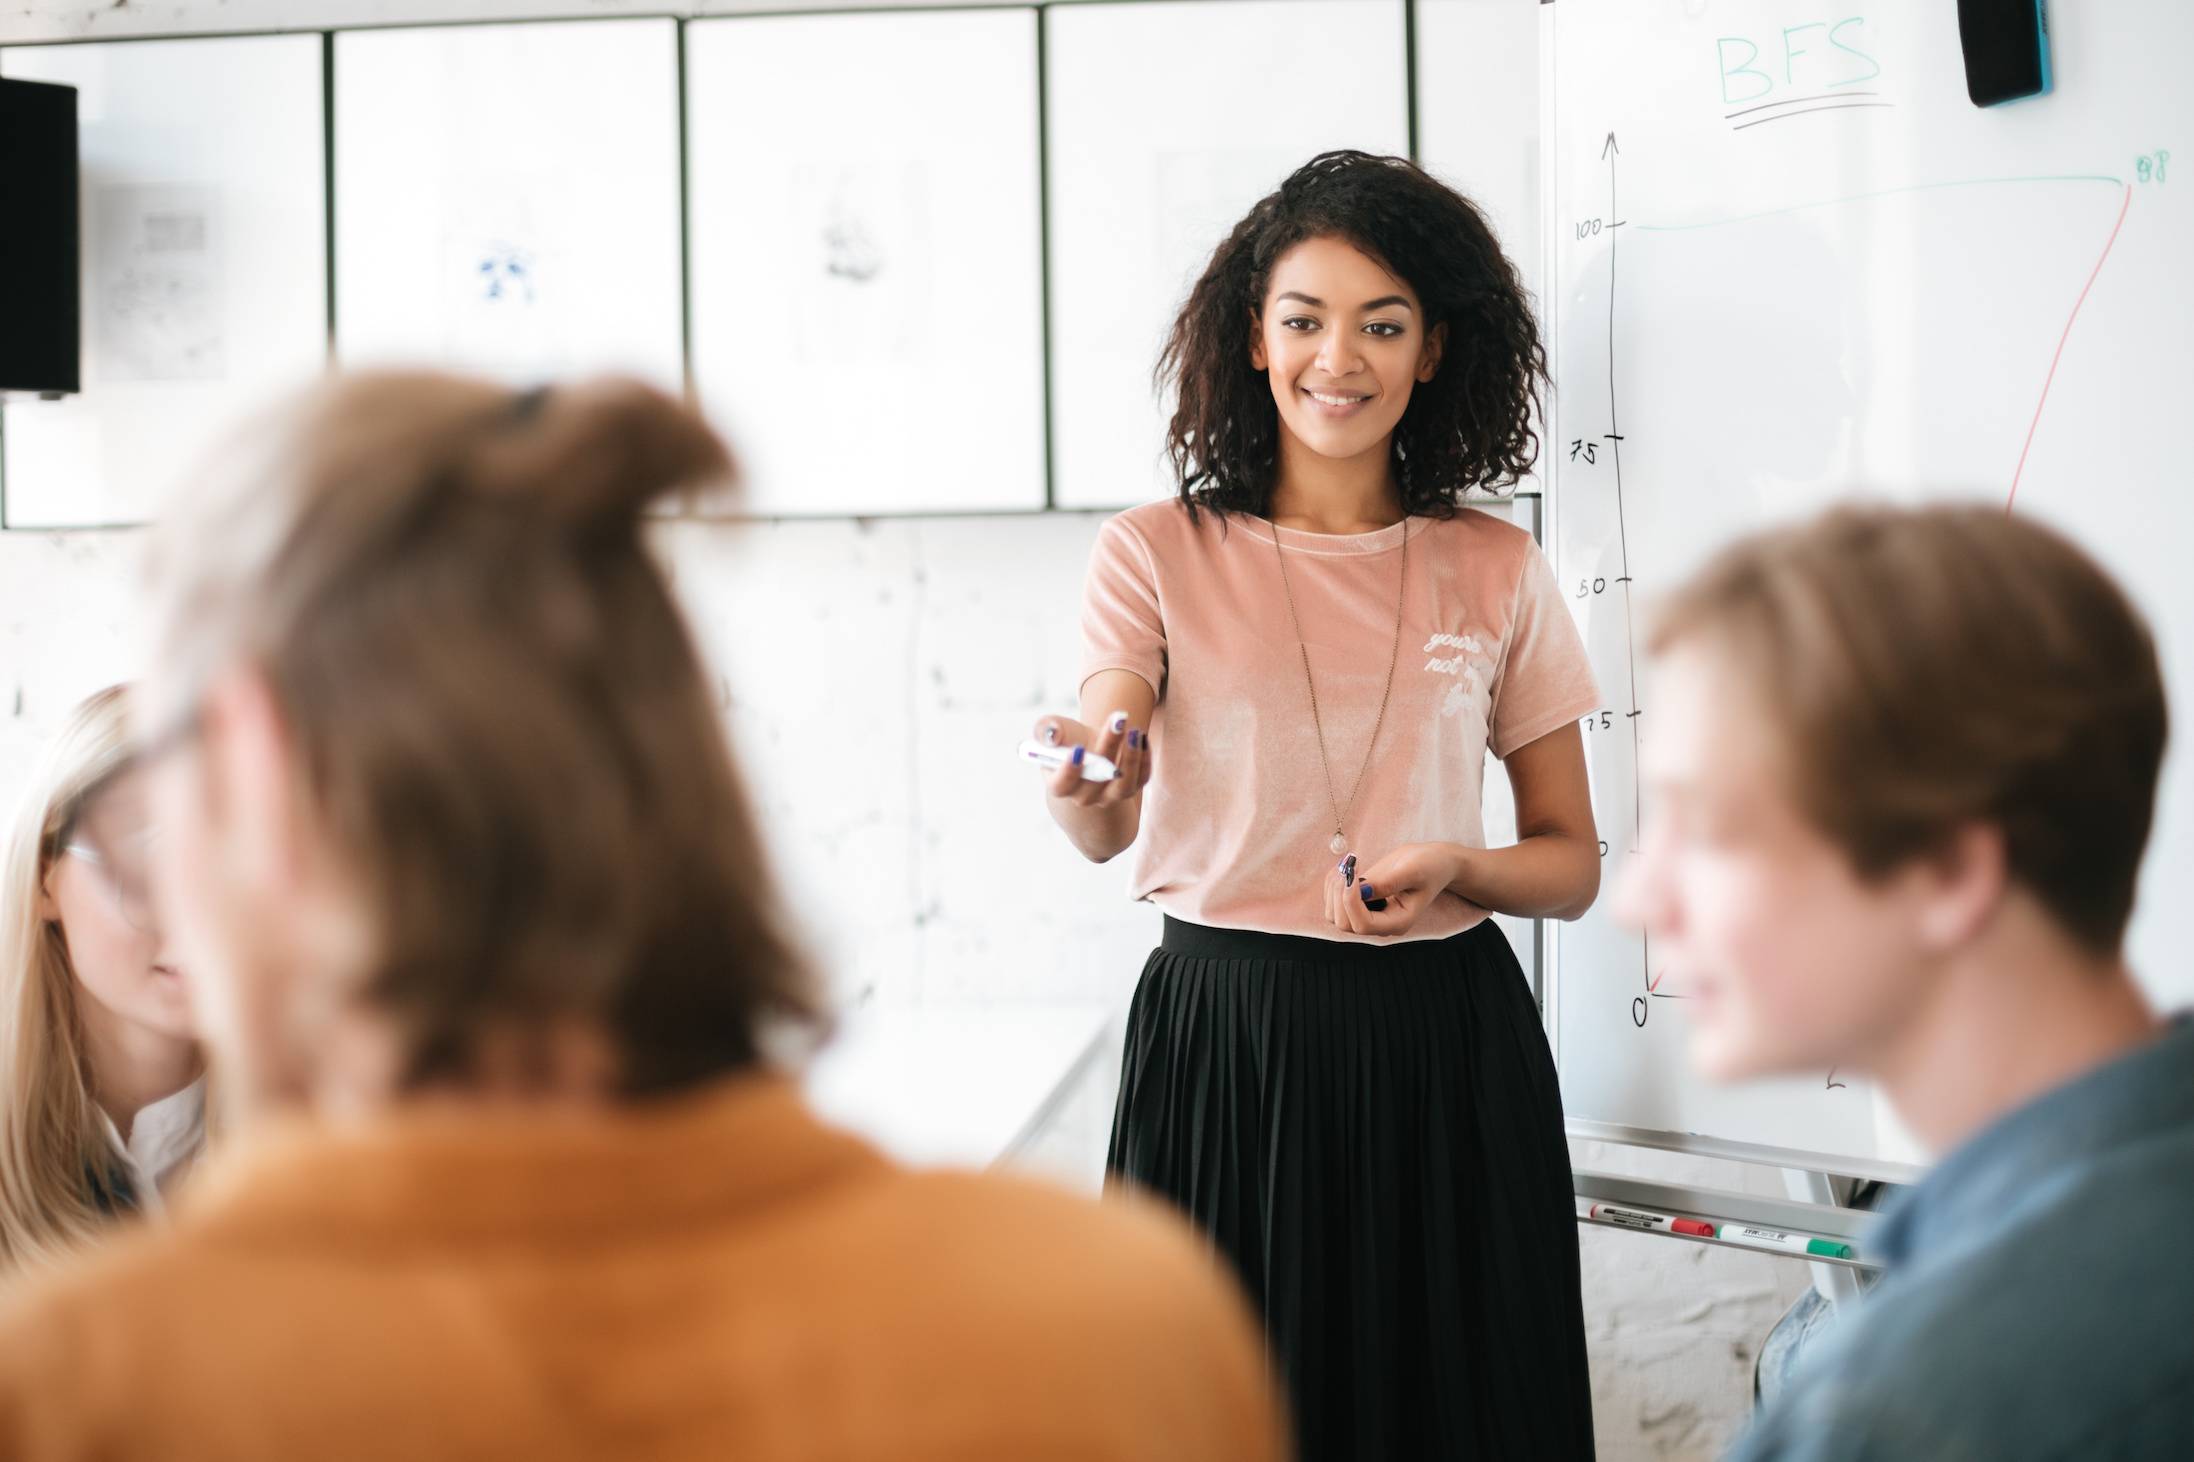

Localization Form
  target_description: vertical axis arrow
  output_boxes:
[1601,131,1657,1011]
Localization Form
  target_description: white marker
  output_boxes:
[1017,740,1120,783]
[1714,1224,1853,1260]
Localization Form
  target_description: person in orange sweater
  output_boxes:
[0,373,1287,1462]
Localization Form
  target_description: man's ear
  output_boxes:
[199,664,305,887]
[1248,309,1268,372]
[1913,822,2009,953]
[1417,321,1448,383]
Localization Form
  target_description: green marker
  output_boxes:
[1715,1223,1853,1261]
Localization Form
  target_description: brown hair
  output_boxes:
[1649,504,2167,955]
[144,373,822,1096]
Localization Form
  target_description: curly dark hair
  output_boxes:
[1157,150,1547,519]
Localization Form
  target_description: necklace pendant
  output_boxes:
[1328,831,1349,856]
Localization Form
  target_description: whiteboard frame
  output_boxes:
[685,6,1047,517]
[331,16,687,391]
[1537,0,1899,1177]
[1570,1120,1925,1187]
[0,0,1459,530]
[0,32,329,532]
[1537,0,1564,1090]
[1531,0,2190,1181]
[1043,0,1413,512]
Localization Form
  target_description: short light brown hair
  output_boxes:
[1650,504,2167,954]
[145,373,822,1095]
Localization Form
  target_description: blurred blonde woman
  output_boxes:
[0,685,204,1275]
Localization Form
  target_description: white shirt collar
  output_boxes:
[98,1077,207,1217]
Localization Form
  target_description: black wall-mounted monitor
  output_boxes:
[1958,0,2052,108]
[0,75,81,398]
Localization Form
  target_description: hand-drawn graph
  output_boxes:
[1545,0,2186,1180]
[1575,145,2138,1038]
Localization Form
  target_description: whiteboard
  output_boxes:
[0,35,326,529]
[687,9,1044,516]
[1416,0,1552,506]
[1416,0,1544,306]
[1046,0,1409,510]
[1546,0,2193,1178]
[333,19,683,390]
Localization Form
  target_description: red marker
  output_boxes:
[1587,1203,1716,1238]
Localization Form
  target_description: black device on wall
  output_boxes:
[0,75,81,398]
[1957,0,2052,108]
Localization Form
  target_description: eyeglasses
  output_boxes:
[49,705,208,937]
[62,831,161,935]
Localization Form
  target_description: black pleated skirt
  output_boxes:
[1107,917,1594,1462]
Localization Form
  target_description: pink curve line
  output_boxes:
[2007,183,2134,512]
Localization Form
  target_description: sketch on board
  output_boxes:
[436,195,554,379]
[820,188,885,284]
[790,162,932,362]
[93,184,225,383]
[475,240,538,304]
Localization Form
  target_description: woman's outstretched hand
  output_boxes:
[1032,709,1154,808]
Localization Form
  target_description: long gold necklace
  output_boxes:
[1268,515,1409,859]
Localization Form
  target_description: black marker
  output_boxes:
[1336,853,1387,911]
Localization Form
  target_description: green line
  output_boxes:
[1633,173,2126,233]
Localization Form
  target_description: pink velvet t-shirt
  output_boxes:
[1081,499,1599,944]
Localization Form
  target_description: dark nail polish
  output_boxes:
[1071,745,1085,767]
[1128,728,1142,749]
[1360,882,1387,911]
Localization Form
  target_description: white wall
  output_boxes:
[0,513,1161,1015]
[1,3,1821,1457]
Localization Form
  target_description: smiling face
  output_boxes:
[43,767,194,1046]
[1250,235,1445,471]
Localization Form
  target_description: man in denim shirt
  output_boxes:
[1728,1017,2193,1459]
[1615,505,2194,1459]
